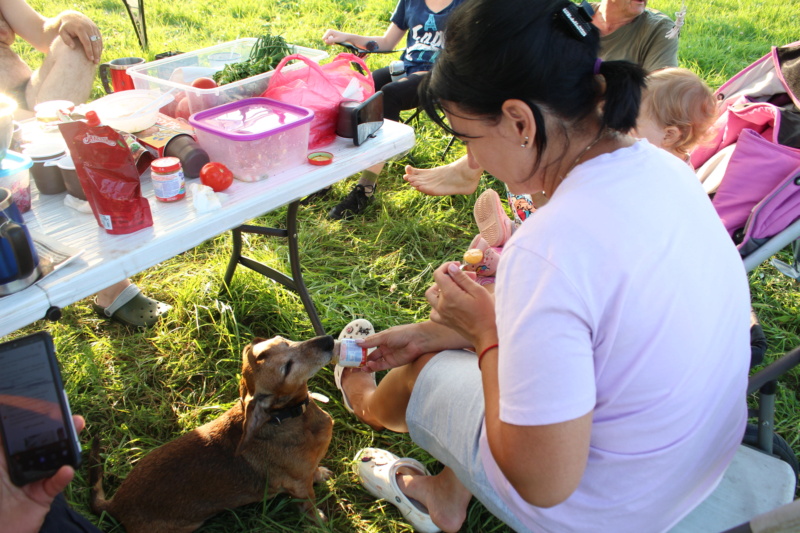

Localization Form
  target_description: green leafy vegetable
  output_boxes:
[212,33,292,85]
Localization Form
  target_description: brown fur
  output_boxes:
[89,335,335,533]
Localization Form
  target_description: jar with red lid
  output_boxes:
[150,157,185,202]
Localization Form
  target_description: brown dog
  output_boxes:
[89,335,335,533]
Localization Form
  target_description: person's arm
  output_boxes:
[481,344,593,507]
[437,264,593,507]
[0,0,47,50]
[1,0,101,62]
[360,318,472,372]
[321,22,405,53]
[0,415,85,533]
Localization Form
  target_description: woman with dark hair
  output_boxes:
[334,0,751,531]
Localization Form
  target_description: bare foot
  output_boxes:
[94,279,132,308]
[397,467,472,533]
[404,156,483,196]
[340,367,385,431]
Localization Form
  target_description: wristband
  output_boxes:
[477,343,498,370]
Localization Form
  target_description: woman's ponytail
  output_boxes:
[597,60,647,133]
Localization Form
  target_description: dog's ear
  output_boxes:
[239,376,249,400]
[236,394,272,455]
[240,338,266,398]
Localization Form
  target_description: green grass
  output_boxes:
[7,0,800,531]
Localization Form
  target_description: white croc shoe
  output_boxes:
[334,319,376,414]
[354,447,441,533]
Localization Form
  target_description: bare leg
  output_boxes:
[94,279,132,308]
[341,352,435,432]
[398,467,472,533]
[358,162,386,187]
[404,155,483,196]
[343,354,473,532]
[26,37,96,108]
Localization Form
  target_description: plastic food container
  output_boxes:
[128,39,328,117]
[0,151,33,212]
[87,90,174,133]
[190,97,314,182]
[56,155,85,200]
[22,143,67,195]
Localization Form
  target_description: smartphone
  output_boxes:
[0,331,82,487]
[353,91,385,147]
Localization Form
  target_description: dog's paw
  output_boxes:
[314,466,333,483]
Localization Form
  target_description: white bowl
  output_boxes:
[88,90,174,133]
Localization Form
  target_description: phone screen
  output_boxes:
[0,332,82,486]
[353,91,385,147]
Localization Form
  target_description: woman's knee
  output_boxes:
[403,352,438,393]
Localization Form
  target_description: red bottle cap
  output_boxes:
[307,151,334,166]
[85,110,100,127]
[151,157,182,173]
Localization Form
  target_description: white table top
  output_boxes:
[0,120,415,338]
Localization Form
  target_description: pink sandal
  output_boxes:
[474,189,513,247]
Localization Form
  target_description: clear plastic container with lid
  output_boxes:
[150,157,185,202]
[189,98,313,182]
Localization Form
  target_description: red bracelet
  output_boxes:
[477,343,499,370]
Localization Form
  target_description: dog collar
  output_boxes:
[266,396,310,425]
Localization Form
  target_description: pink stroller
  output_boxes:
[691,40,800,276]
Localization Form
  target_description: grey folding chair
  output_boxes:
[669,345,800,532]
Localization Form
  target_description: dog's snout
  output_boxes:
[308,335,334,351]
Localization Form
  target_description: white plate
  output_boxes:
[88,90,174,133]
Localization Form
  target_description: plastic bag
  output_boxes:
[262,53,375,149]
[59,117,153,235]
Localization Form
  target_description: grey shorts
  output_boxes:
[406,350,529,532]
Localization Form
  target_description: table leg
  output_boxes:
[221,201,325,336]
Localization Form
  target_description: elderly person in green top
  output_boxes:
[404,0,680,196]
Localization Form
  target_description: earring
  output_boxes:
[521,136,529,148]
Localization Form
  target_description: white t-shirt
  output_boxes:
[481,141,751,532]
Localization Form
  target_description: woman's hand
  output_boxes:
[0,415,85,533]
[358,323,430,371]
[359,320,472,372]
[428,262,496,348]
[54,10,102,63]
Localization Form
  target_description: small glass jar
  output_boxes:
[150,157,185,202]
[332,338,369,367]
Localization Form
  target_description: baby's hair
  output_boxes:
[641,68,718,156]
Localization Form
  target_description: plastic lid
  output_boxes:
[151,157,182,173]
[0,151,33,177]
[189,97,314,141]
[22,142,67,160]
[307,151,333,166]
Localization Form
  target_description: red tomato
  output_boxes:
[200,162,234,192]
[191,77,218,89]
[175,98,191,120]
